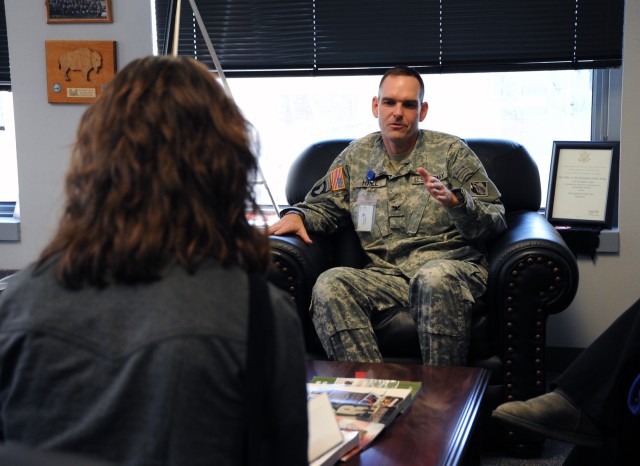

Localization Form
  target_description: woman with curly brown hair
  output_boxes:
[0,56,308,466]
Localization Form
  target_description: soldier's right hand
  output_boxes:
[267,213,313,245]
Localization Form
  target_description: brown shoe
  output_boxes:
[492,391,604,448]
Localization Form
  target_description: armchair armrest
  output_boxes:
[267,233,333,351]
[486,210,579,315]
[484,210,579,403]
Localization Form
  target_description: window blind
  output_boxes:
[155,0,624,77]
[0,0,10,90]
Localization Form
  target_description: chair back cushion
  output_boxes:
[465,138,541,212]
[285,137,542,213]
[285,140,352,205]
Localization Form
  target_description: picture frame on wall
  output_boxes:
[546,141,620,229]
[45,0,112,24]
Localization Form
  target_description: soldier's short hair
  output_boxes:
[379,66,425,102]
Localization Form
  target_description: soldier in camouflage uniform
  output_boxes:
[269,66,506,366]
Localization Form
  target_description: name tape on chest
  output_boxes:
[412,173,445,185]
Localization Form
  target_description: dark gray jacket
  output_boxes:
[0,260,308,466]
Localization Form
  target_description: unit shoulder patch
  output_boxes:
[470,181,488,197]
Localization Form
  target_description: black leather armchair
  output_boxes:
[267,138,579,455]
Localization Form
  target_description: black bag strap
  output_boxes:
[245,273,275,466]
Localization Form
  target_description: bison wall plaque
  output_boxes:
[45,40,116,104]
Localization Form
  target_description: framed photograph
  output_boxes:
[45,40,117,104]
[546,141,619,229]
[46,0,112,24]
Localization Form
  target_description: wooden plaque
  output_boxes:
[45,40,117,104]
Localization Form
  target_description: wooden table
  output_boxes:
[307,360,489,466]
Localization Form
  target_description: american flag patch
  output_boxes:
[330,166,346,191]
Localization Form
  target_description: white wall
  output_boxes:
[547,1,640,348]
[0,0,154,266]
[1,0,639,350]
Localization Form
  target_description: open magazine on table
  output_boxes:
[309,376,422,410]
[307,377,420,462]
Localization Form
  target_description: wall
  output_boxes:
[547,1,640,348]
[0,0,154,265]
[1,0,639,349]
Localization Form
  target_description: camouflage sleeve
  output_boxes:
[444,141,507,241]
[292,151,353,235]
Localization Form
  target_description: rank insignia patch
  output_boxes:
[330,166,346,191]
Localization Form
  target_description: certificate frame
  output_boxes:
[546,141,619,228]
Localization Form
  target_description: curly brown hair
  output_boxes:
[38,56,270,287]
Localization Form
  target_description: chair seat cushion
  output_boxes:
[371,301,495,360]
[371,307,420,357]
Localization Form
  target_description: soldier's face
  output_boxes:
[372,75,428,155]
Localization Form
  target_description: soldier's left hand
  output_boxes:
[417,167,459,208]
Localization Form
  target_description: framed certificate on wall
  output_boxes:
[546,141,619,228]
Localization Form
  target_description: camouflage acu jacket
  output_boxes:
[294,130,507,278]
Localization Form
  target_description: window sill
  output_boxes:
[597,227,619,253]
[540,208,620,254]
[0,217,20,241]
[0,214,620,250]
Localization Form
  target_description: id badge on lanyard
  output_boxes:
[356,190,378,232]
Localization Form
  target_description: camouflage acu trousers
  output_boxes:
[310,259,487,366]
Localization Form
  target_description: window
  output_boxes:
[154,0,621,214]
[229,70,592,209]
[0,91,17,203]
[0,0,17,205]
[0,0,9,90]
